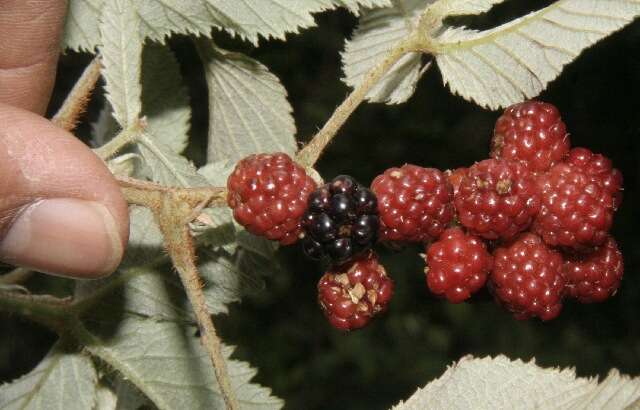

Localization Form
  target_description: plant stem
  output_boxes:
[156,195,239,410]
[117,176,228,209]
[52,56,102,132]
[0,290,70,332]
[94,120,145,160]
[296,36,418,168]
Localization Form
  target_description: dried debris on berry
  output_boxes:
[371,165,454,243]
[424,227,492,303]
[317,252,394,331]
[227,152,317,245]
[302,175,380,265]
[454,159,540,240]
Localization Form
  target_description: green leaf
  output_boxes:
[429,0,507,16]
[342,0,432,104]
[0,342,98,410]
[63,0,392,52]
[142,44,191,154]
[197,41,297,163]
[137,133,209,187]
[431,0,640,109]
[99,0,142,128]
[392,355,640,409]
[93,384,117,410]
[80,318,283,410]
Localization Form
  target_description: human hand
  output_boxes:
[0,1,129,279]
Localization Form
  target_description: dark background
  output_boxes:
[2,2,640,409]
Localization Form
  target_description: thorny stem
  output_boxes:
[296,35,420,168]
[52,56,102,132]
[155,194,239,410]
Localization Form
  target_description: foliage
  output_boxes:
[1,0,639,408]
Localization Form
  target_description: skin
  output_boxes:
[0,0,129,279]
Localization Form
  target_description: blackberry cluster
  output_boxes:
[301,175,379,265]
[227,100,626,330]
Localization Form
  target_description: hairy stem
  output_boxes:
[117,176,228,208]
[94,119,145,160]
[296,36,418,168]
[52,56,102,132]
[0,291,70,332]
[156,195,239,410]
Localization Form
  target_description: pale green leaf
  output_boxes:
[0,342,98,410]
[62,0,104,52]
[63,0,392,52]
[82,318,283,410]
[107,153,141,177]
[90,102,119,148]
[197,41,297,163]
[342,0,434,104]
[141,44,191,154]
[113,380,149,410]
[76,206,240,319]
[429,0,507,16]
[137,133,209,187]
[432,0,640,109]
[392,355,640,410]
[100,0,142,127]
[94,384,117,410]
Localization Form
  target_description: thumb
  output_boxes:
[0,103,129,279]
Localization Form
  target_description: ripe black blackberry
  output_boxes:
[302,175,379,265]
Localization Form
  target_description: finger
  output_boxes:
[0,0,68,114]
[0,103,129,278]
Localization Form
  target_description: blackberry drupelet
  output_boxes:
[302,175,379,265]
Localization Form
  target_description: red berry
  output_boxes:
[563,237,623,303]
[491,233,565,321]
[532,152,619,250]
[492,100,570,173]
[565,147,623,209]
[371,164,454,242]
[227,152,317,245]
[318,252,394,331]
[454,159,540,240]
[425,227,492,303]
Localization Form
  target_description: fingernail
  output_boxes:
[0,198,123,278]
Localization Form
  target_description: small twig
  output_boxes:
[117,175,228,209]
[94,119,145,160]
[0,267,33,285]
[156,194,239,410]
[0,290,71,332]
[52,56,102,131]
[296,36,419,168]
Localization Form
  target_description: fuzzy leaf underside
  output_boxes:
[0,343,98,410]
[433,0,640,109]
[82,318,283,410]
[141,44,191,154]
[392,355,640,410]
[342,0,434,104]
[99,0,142,128]
[198,41,297,163]
[62,0,392,51]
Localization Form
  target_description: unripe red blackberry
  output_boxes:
[563,237,623,303]
[565,147,623,209]
[318,252,394,331]
[371,164,454,242]
[532,152,619,250]
[227,152,317,245]
[454,159,540,241]
[302,175,379,265]
[490,233,565,321]
[424,227,492,303]
[492,100,570,173]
